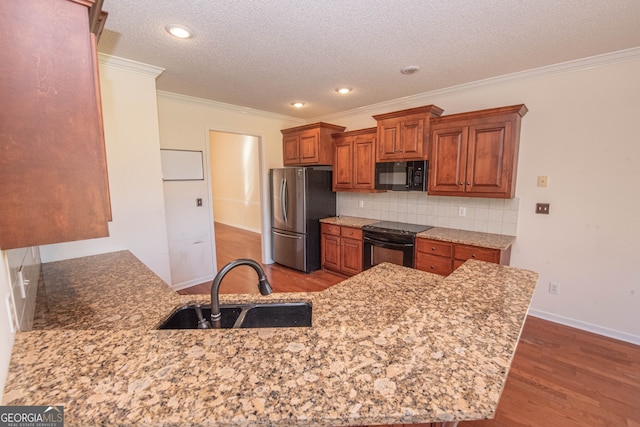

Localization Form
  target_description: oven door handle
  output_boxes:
[363,236,414,248]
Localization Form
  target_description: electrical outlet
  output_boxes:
[536,203,550,214]
[548,282,560,295]
[458,207,466,217]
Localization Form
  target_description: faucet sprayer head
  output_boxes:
[258,278,272,295]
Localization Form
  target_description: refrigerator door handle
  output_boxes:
[273,230,302,239]
[281,178,288,223]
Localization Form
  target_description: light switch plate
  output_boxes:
[537,176,548,187]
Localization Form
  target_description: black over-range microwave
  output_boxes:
[374,160,427,191]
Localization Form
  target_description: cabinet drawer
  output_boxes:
[416,238,453,258]
[454,244,500,263]
[415,253,453,276]
[341,226,362,240]
[321,223,341,236]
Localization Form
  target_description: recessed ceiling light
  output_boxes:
[291,102,306,108]
[335,87,352,94]
[400,65,420,75]
[165,24,193,39]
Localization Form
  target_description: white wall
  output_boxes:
[315,50,640,343]
[210,132,261,232]
[39,55,172,284]
[157,92,303,289]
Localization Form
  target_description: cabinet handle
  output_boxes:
[431,247,436,251]
[430,265,435,269]
[471,254,476,258]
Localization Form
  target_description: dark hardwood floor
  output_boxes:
[178,222,344,295]
[461,318,640,427]
[179,223,640,427]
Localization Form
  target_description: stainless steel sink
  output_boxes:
[158,302,312,329]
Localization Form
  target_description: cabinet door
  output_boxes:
[283,134,300,165]
[399,118,424,157]
[352,134,376,189]
[321,233,341,272]
[428,125,468,195]
[341,237,363,275]
[298,130,320,164]
[465,120,514,197]
[377,121,400,160]
[0,0,110,249]
[415,253,453,276]
[454,244,501,263]
[333,137,354,190]
[416,238,453,258]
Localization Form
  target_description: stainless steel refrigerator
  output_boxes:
[270,167,336,273]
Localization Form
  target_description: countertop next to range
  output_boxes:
[320,216,516,250]
[3,251,538,426]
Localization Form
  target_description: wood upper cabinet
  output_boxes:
[281,122,346,166]
[429,105,528,198]
[332,127,378,192]
[0,0,111,250]
[373,105,444,162]
[321,223,363,276]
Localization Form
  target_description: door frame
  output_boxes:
[203,125,272,274]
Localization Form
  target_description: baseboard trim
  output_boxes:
[528,309,640,346]
[171,275,214,291]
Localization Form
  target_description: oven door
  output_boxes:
[363,233,415,270]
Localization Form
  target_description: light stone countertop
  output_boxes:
[320,216,516,250]
[3,250,537,426]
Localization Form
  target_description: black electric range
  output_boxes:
[361,221,433,270]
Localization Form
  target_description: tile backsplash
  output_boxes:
[337,192,519,236]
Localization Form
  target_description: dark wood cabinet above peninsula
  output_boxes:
[0,0,111,249]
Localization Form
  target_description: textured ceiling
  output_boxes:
[98,0,640,119]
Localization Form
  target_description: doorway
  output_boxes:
[206,130,271,274]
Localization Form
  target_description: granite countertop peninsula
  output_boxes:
[4,250,537,426]
[320,216,516,250]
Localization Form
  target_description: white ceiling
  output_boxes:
[98,0,640,119]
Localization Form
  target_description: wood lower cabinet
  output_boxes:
[321,224,363,276]
[373,105,444,162]
[414,238,454,276]
[281,122,346,166]
[332,127,378,192]
[428,104,527,198]
[415,237,511,276]
[0,0,111,250]
[452,243,509,269]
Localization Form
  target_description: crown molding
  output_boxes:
[156,91,306,124]
[311,46,640,122]
[98,53,165,78]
